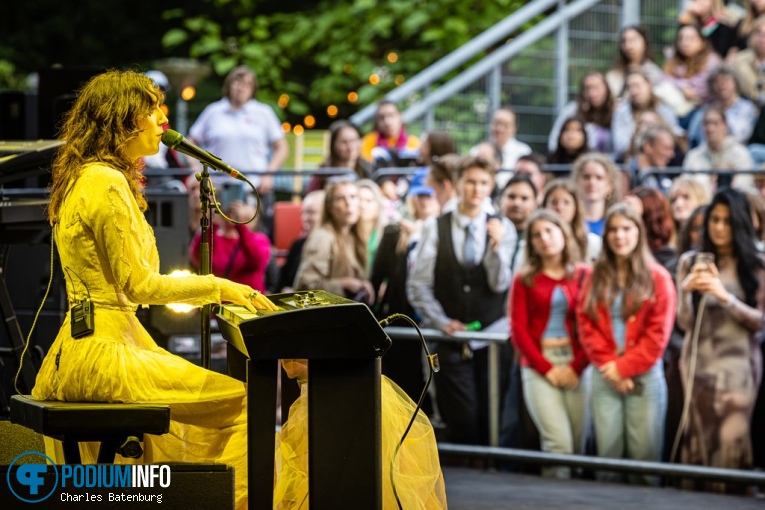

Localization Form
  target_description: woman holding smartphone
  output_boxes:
[577,203,676,484]
[676,188,765,492]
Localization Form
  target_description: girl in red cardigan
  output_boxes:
[510,209,589,478]
[577,203,676,485]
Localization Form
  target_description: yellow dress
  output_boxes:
[32,163,249,510]
[274,361,447,509]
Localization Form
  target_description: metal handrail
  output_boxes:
[348,0,560,127]
[384,325,508,448]
[402,0,603,124]
[383,326,507,344]
[638,166,764,181]
[438,444,765,484]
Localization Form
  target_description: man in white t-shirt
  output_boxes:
[490,107,532,186]
[189,66,288,195]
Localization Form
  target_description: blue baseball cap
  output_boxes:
[146,70,170,92]
[408,168,435,197]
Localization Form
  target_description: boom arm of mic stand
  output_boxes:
[198,166,213,370]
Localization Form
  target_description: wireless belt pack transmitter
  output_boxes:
[63,264,95,339]
[71,298,95,338]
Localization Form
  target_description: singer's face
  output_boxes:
[125,105,168,161]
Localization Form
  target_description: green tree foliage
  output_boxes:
[162,0,524,126]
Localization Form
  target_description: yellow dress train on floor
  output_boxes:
[275,360,447,509]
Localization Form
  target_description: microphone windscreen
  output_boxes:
[161,129,183,149]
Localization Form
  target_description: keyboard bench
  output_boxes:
[10,395,170,464]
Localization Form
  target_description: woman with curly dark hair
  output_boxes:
[631,186,678,272]
[37,69,278,510]
[662,24,722,122]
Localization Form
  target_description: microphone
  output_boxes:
[160,129,248,182]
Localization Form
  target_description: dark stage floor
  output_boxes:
[443,467,764,509]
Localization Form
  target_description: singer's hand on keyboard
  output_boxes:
[250,291,280,311]
[218,279,279,313]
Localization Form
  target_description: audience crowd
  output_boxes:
[165,2,765,494]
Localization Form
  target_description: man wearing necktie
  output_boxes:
[408,155,517,446]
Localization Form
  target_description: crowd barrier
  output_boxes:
[384,326,508,447]
[385,326,765,485]
[147,162,765,481]
[145,164,765,201]
[438,444,765,485]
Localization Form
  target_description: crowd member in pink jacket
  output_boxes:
[190,200,271,292]
[577,203,676,485]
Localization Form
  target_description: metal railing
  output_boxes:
[438,444,765,485]
[348,0,702,155]
[384,326,508,448]
[385,326,765,485]
[400,0,604,127]
[348,0,562,128]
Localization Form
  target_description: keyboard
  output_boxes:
[216,290,391,360]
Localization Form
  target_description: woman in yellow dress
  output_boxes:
[31,69,277,510]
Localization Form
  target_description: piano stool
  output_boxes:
[9,395,170,464]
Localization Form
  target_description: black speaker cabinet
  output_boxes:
[37,67,102,140]
[0,92,37,140]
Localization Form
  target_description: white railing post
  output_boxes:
[621,0,641,27]
[555,0,569,114]
[488,66,502,138]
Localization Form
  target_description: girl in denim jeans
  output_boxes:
[577,203,677,485]
[511,209,590,478]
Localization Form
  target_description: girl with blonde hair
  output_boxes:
[577,203,676,484]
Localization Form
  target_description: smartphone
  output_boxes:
[219,182,246,211]
[696,252,715,272]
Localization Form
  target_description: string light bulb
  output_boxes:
[181,86,196,101]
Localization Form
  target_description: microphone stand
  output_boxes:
[197,166,213,370]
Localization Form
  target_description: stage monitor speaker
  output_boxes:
[0,92,37,140]
[37,67,102,140]
[144,190,192,274]
[0,242,65,353]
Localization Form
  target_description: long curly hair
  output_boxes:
[583,203,655,320]
[48,69,163,224]
[632,186,676,252]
